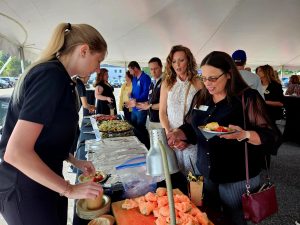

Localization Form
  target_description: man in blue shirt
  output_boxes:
[127,61,151,148]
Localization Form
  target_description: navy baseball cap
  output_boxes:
[232,50,247,63]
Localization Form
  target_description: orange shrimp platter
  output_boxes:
[112,188,214,225]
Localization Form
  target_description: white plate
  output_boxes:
[199,126,237,139]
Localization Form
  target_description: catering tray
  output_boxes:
[98,120,133,133]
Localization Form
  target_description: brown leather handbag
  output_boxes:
[241,94,278,224]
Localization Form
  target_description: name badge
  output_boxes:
[137,80,140,86]
[198,105,209,111]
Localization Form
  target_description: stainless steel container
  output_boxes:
[146,128,179,176]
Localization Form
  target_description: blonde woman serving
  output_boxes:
[0,23,107,225]
[160,45,203,175]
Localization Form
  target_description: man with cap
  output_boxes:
[232,50,264,98]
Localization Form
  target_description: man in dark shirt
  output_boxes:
[127,61,151,148]
[137,57,162,129]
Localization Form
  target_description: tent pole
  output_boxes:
[280,65,284,78]
[19,46,25,73]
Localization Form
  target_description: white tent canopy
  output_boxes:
[1,0,300,69]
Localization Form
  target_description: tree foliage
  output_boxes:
[0,50,31,77]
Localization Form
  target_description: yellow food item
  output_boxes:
[204,122,219,131]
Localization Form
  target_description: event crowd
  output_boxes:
[0,22,289,225]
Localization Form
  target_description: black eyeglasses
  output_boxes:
[200,72,225,82]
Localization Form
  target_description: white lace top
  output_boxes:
[167,76,197,129]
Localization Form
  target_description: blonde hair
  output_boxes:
[13,23,107,104]
[163,45,198,88]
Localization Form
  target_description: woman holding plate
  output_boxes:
[167,51,281,225]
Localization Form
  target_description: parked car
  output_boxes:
[111,79,121,88]
[0,77,15,87]
[0,78,11,88]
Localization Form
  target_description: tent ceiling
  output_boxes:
[1,0,300,69]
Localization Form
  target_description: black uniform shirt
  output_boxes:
[0,60,78,190]
[264,81,284,121]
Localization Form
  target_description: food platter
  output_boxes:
[93,114,117,121]
[198,125,237,139]
[98,120,132,133]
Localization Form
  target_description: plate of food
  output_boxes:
[199,122,237,139]
[78,171,108,183]
[98,120,132,133]
[93,114,117,122]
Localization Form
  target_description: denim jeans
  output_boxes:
[131,110,150,149]
[131,110,148,127]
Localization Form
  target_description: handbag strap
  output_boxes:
[183,82,192,120]
[241,94,251,194]
[242,94,271,195]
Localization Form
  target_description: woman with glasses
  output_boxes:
[167,51,281,225]
[159,45,203,176]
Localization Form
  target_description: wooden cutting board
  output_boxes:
[111,189,214,225]
[111,189,183,225]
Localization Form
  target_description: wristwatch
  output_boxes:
[238,131,250,142]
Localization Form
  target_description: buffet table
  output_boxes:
[72,117,191,225]
[73,117,150,225]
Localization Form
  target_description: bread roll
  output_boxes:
[204,122,219,131]
[87,215,115,225]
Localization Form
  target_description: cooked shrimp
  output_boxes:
[145,191,158,202]
[159,205,170,217]
[157,196,169,208]
[139,201,156,216]
[134,196,146,204]
[175,202,192,213]
[156,187,167,197]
